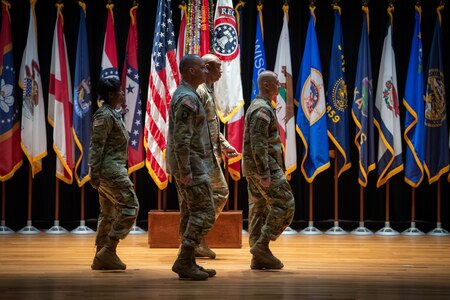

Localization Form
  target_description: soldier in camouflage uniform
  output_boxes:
[88,78,139,271]
[242,71,295,270]
[194,54,239,259]
[167,54,216,280]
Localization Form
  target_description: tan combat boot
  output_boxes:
[94,238,126,270]
[91,246,104,270]
[172,245,210,280]
[249,235,284,269]
[195,238,216,259]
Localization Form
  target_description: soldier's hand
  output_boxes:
[180,173,193,186]
[260,176,271,187]
[223,146,239,159]
[90,178,100,190]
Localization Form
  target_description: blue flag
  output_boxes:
[403,7,425,187]
[73,5,92,187]
[295,9,330,182]
[351,7,375,187]
[326,5,351,178]
[424,8,449,184]
[251,6,266,100]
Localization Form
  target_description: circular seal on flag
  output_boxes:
[332,78,348,112]
[213,19,239,61]
[301,69,326,125]
[425,69,446,127]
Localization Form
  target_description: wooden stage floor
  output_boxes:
[1,233,450,299]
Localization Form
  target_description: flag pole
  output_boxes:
[129,172,145,234]
[71,185,95,234]
[351,186,373,235]
[402,187,424,235]
[0,182,14,234]
[300,182,322,234]
[18,168,40,234]
[157,189,162,210]
[376,180,399,235]
[428,178,449,235]
[326,150,347,234]
[46,178,68,234]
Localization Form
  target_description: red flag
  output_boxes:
[100,3,118,79]
[48,4,74,184]
[144,0,179,190]
[0,0,22,181]
[122,5,144,174]
[200,0,210,56]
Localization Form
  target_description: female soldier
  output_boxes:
[89,78,139,270]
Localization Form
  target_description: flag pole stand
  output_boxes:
[376,181,399,235]
[72,186,95,234]
[129,173,145,234]
[0,182,14,234]
[300,183,322,235]
[282,174,297,234]
[428,179,449,236]
[326,153,347,235]
[402,187,424,236]
[46,178,68,234]
[351,186,372,235]
[18,168,40,234]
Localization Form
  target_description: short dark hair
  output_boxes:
[97,77,121,104]
[179,54,202,75]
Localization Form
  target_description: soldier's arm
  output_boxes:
[173,96,196,176]
[88,111,112,185]
[249,108,271,179]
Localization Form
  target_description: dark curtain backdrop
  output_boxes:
[1,0,449,232]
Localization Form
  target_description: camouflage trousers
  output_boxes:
[95,176,139,246]
[175,177,215,248]
[247,169,295,247]
[210,156,229,218]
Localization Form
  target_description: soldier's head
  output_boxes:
[202,54,222,84]
[97,77,124,107]
[257,71,280,100]
[179,54,208,89]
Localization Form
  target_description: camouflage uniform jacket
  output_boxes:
[242,95,285,179]
[88,104,129,182]
[197,83,231,161]
[166,80,214,178]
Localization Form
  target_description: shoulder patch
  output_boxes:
[256,111,270,123]
[182,99,197,111]
[93,118,104,127]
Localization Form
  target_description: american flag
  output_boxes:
[144,0,179,190]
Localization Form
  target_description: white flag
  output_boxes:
[274,8,296,178]
[374,19,403,187]
[19,2,47,177]
[213,0,245,123]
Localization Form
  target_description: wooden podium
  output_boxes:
[148,210,243,248]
